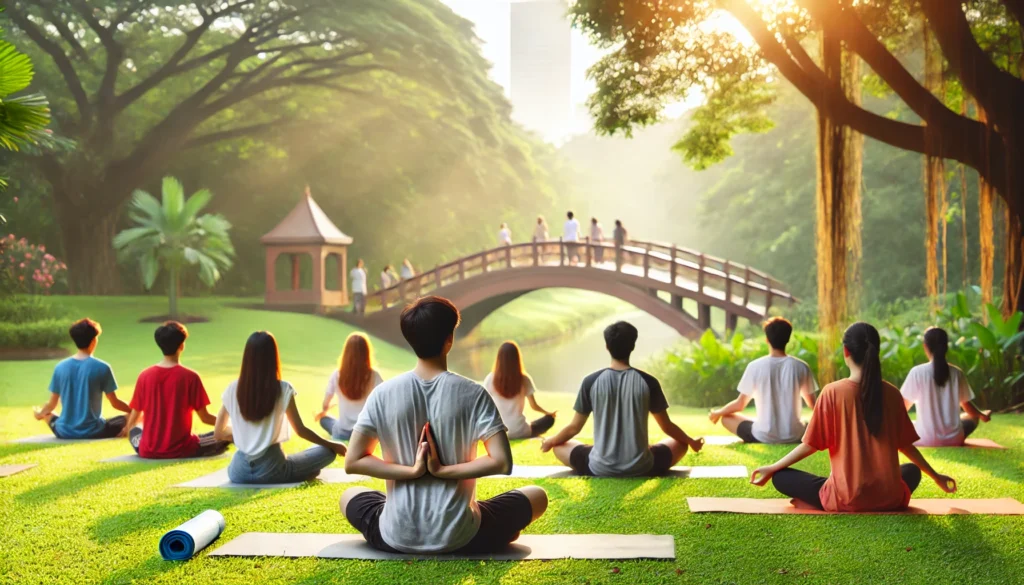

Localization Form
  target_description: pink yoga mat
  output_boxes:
[962,438,1007,450]
[687,497,1024,515]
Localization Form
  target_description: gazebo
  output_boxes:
[261,187,353,310]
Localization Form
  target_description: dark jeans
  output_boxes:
[736,420,761,444]
[128,427,230,458]
[772,464,923,510]
[352,293,366,315]
[48,415,126,439]
[319,417,353,441]
[962,416,979,438]
[529,415,556,438]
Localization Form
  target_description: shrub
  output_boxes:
[0,234,68,295]
[0,296,70,349]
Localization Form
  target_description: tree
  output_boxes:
[113,176,233,320]
[571,0,1024,319]
[1,0,517,293]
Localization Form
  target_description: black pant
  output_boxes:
[772,465,923,510]
[962,416,979,438]
[129,427,229,458]
[48,415,126,439]
[529,415,556,437]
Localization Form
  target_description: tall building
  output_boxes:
[510,0,573,142]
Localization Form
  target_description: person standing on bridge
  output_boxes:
[590,218,605,264]
[541,321,705,476]
[350,259,368,315]
[563,211,580,265]
[534,216,549,263]
[483,342,557,439]
[379,265,397,309]
[708,317,817,444]
[498,223,512,246]
[400,258,416,280]
[613,220,627,270]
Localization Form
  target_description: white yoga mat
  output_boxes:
[101,453,229,464]
[701,436,744,446]
[11,435,117,445]
[0,464,37,477]
[210,532,676,560]
[505,465,747,479]
[174,468,369,489]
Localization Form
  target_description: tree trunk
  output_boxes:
[53,193,122,295]
[168,265,179,321]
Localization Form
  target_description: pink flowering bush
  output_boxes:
[0,234,68,295]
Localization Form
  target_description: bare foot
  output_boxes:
[689,437,705,453]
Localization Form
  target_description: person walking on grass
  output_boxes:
[215,331,346,484]
[351,259,368,315]
[750,322,957,512]
[33,318,130,439]
[315,332,383,440]
[483,341,557,439]
[541,321,704,476]
[342,296,548,554]
[900,327,991,446]
[119,321,230,458]
[708,317,817,444]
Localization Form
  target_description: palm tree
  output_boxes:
[113,177,234,320]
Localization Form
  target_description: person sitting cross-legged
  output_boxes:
[708,317,818,444]
[900,327,991,446]
[540,321,704,476]
[314,332,383,441]
[33,318,131,439]
[750,322,957,512]
[342,296,548,554]
[118,321,230,459]
[483,341,557,439]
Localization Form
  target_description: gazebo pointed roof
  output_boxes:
[261,187,353,246]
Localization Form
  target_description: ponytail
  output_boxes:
[842,322,884,437]
[923,327,951,387]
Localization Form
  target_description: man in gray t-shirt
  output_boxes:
[542,321,704,476]
[342,296,548,554]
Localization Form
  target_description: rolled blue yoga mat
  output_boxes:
[159,510,226,561]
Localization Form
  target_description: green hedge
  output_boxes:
[0,297,70,349]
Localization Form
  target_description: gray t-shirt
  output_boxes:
[573,368,669,477]
[353,371,506,553]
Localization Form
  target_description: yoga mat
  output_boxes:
[11,435,116,445]
[159,510,226,561]
[702,436,743,446]
[101,453,229,464]
[210,532,675,560]
[687,497,1024,515]
[962,438,1007,450]
[174,468,368,489]
[0,464,37,477]
[505,465,747,479]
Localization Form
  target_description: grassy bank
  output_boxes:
[1,296,1022,584]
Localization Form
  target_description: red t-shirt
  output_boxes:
[129,365,210,458]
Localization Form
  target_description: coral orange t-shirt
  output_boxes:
[129,365,210,459]
[803,379,920,512]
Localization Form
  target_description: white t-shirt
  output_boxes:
[380,271,392,289]
[737,355,817,443]
[222,380,294,458]
[324,369,383,435]
[498,228,512,245]
[350,267,367,294]
[533,223,548,242]
[400,265,414,279]
[353,371,506,553]
[590,223,603,242]
[482,372,536,440]
[563,218,580,242]
[900,362,974,446]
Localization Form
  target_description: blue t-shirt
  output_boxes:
[49,356,118,438]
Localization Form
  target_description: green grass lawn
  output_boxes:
[1,297,1022,584]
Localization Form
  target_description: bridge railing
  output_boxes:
[371,238,795,316]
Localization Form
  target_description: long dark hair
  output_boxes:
[237,331,283,422]
[923,327,951,387]
[842,322,884,437]
[492,341,525,399]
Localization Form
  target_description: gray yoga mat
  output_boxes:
[210,532,676,560]
[174,468,369,489]
[701,436,743,446]
[0,464,37,477]
[100,453,229,464]
[506,465,747,479]
[159,510,226,560]
[11,435,117,445]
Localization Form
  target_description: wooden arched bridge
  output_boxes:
[335,239,795,346]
